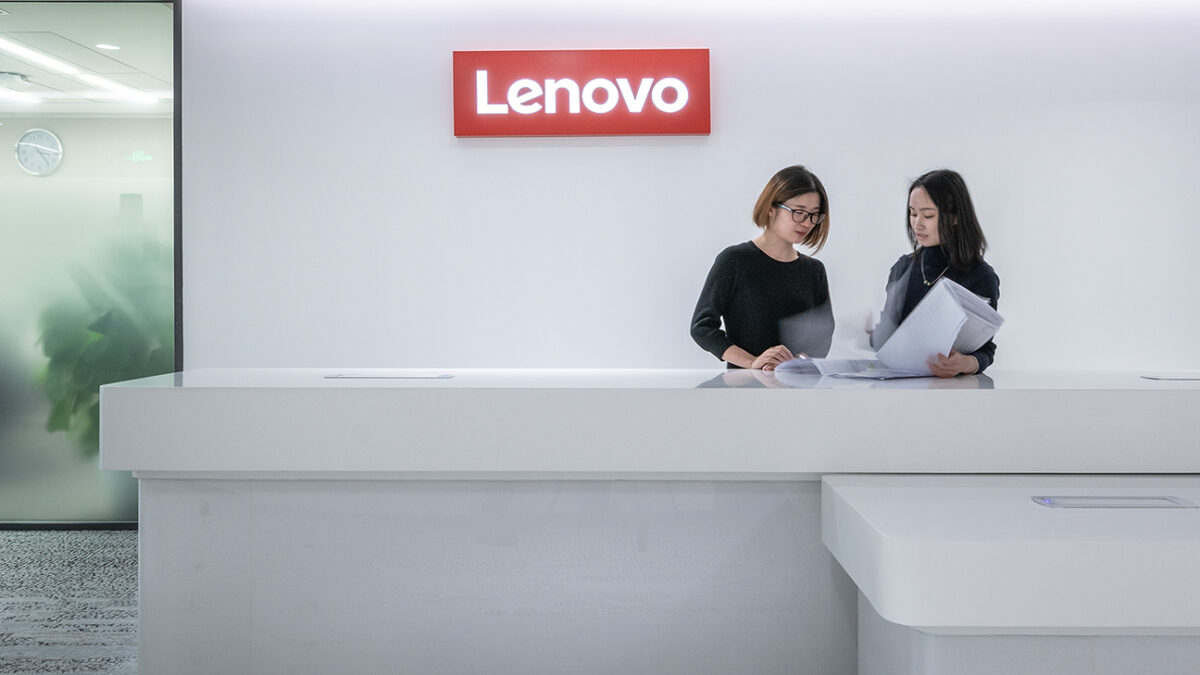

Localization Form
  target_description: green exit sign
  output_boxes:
[124,150,153,163]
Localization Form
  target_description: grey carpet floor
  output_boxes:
[0,530,137,675]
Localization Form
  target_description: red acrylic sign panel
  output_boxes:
[453,49,710,137]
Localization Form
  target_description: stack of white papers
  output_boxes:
[776,357,927,380]
[777,278,1003,379]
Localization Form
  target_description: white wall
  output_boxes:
[182,1,1200,371]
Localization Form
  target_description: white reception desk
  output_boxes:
[102,368,1200,476]
[99,369,1200,674]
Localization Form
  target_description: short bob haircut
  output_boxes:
[752,165,830,253]
[906,169,987,271]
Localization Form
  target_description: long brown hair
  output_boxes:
[907,169,987,271]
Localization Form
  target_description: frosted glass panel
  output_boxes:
[0,2,173,521]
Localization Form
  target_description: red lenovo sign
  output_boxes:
[453,49,710,137]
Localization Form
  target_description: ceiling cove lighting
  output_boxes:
[95,44,121,51]
[0,38,155,103]
[0,36,80,75]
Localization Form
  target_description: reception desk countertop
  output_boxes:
[99,368,1200,476]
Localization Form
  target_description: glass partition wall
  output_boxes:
[0,2,174,522]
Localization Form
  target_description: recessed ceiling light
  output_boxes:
[96,44,121,51]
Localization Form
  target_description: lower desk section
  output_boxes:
[138,478,857,675]
[858,594,1200,675]
[825,475,1200,675]
[823,474,1200,632]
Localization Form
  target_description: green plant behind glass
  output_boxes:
[37,239,174,457]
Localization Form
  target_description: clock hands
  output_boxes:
[15,130,62,175]
[20,140,59,155]
[17,147,50,167]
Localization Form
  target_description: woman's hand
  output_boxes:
[928,351,979,378]
[751,345,795,371]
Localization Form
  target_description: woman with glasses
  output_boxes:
[691,165,833,370]
[870,169,1000,376]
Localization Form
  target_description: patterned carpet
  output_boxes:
[0,530,137,674]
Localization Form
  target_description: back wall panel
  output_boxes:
[182,1,1200,370]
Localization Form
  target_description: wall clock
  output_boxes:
[15,128,63,176]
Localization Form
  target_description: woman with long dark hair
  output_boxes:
[872,169,1000,376]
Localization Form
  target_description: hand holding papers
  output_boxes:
[777,278,1003,379]
[876,277,1002,373]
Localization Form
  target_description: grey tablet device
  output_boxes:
[1032,495,1199,508]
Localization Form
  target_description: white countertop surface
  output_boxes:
[110,367,1200,390]
[99,368,1200,475]
[822,474,1200,632]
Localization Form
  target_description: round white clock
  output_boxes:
[15,128,63,176]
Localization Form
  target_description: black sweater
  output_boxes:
[877,246,1000,372]
[691,241,833,367]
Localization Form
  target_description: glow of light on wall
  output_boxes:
[0,87,39,103]
[199,0,1200,16]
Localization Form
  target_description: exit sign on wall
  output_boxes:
[452,49,710,137]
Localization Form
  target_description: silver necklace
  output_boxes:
[920,248,948,287]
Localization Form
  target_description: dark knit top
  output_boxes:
[691,241,833,367]
[880,245,1000,372]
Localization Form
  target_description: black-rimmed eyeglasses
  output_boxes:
[774,202,826,226]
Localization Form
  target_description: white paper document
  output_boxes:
[777,278,1003,379]
[775,358,922,379]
